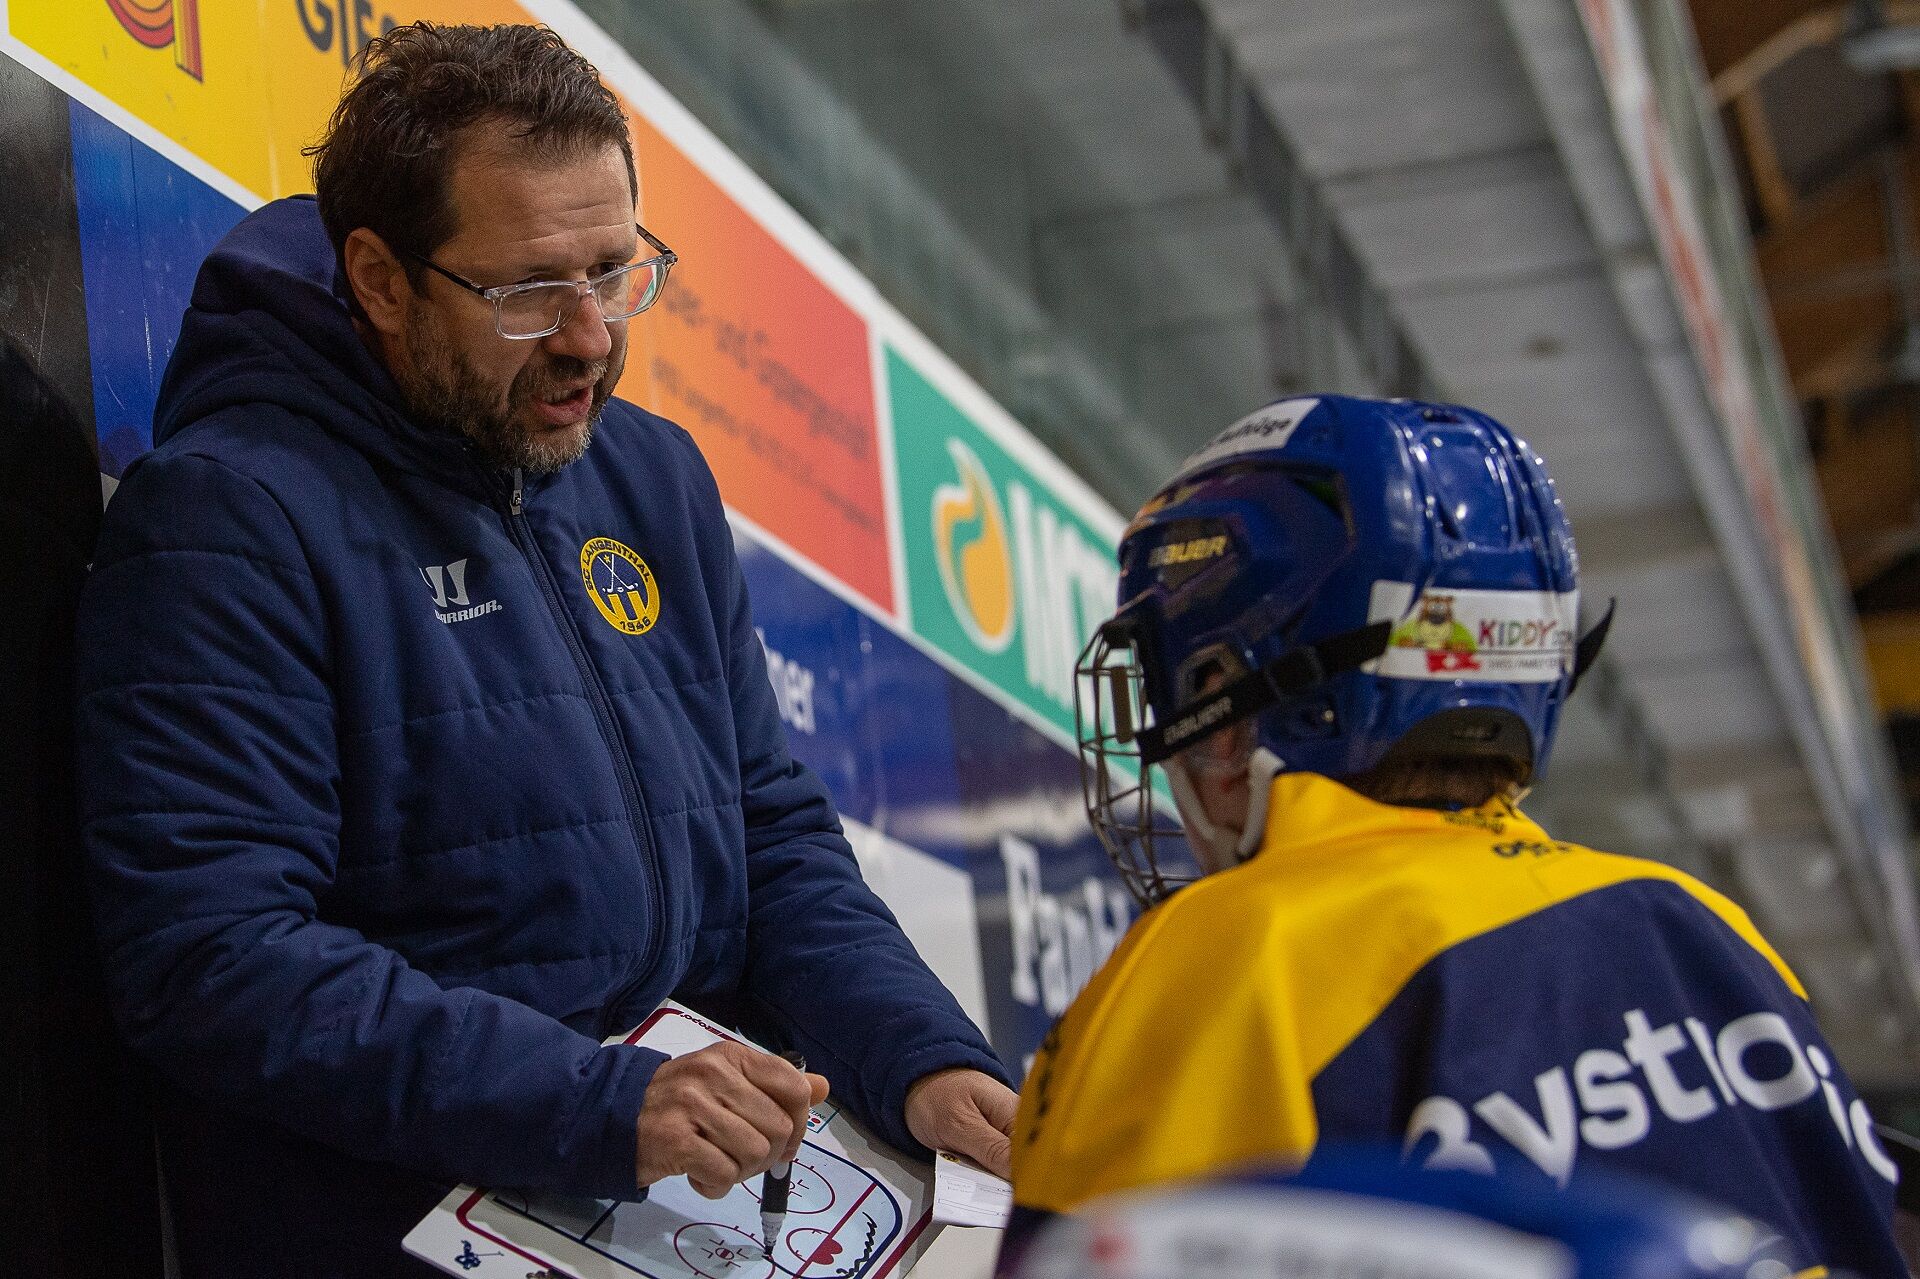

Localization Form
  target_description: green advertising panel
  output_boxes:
[887,346,1120,743]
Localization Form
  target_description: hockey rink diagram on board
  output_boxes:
[404,1005,937,1279]
[459,1142,903,1279]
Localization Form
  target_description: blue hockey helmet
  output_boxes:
[1074,395,1608,903]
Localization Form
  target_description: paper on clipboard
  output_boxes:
[932,1151,1011,1230]
[403,1001,940,1278]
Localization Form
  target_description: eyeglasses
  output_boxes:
[406,223,678,340]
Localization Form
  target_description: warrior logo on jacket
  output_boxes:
[420,556,503,625]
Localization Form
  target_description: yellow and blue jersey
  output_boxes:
[1008,772,1903,1276]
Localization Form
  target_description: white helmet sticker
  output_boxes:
[1366,582,1579,684]
[1174,397,1321,480]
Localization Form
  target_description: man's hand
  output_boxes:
[635,1042,830,1199]
[904,1068,1018,1180]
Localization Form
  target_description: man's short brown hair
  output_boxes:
[306,23,635,284]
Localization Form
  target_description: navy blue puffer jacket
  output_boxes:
[75,198,1003,1234]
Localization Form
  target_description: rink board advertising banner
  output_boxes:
[0,0,1133,1081]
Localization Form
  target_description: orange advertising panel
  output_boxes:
[624,113,892,611]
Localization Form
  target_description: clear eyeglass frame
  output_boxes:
[407,222,678,340]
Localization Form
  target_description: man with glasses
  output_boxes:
[74,23,1014,1278]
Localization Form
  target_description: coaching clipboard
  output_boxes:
[403,1002,938,1279]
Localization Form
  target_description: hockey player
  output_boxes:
[1004,395,1903,1276]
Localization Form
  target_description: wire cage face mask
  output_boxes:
[1076,600,1397,907]
[1074,616,1196,909]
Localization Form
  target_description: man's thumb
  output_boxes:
[805,1071,830,1105]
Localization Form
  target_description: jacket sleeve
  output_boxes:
[77,449,660,1199]
[693,462,1010,1157]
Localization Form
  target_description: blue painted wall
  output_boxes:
[69,100,244,476]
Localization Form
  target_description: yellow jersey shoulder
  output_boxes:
[1009,866,1319,1210]
[1008,775,1803,1213]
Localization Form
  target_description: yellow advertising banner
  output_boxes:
[11,0,530,200]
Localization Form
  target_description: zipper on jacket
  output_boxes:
[497,466,667,1035]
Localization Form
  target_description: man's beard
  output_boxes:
[398,308,616,475]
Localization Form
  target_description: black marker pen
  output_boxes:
[760,1051,807,1258]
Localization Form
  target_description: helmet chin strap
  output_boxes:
[1165,760,1236,873]
[1236,747,1285,861]
[1166,746,1288,874]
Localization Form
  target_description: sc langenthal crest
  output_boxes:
[580,537,660,635]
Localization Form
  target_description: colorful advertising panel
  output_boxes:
[12,0,527,201]
[888,347,1120,744]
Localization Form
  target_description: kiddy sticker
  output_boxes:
[1366,582,1578,683]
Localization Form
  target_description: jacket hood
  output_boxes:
[154,196,476,486]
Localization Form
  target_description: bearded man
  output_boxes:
[73,23,1013,1278]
